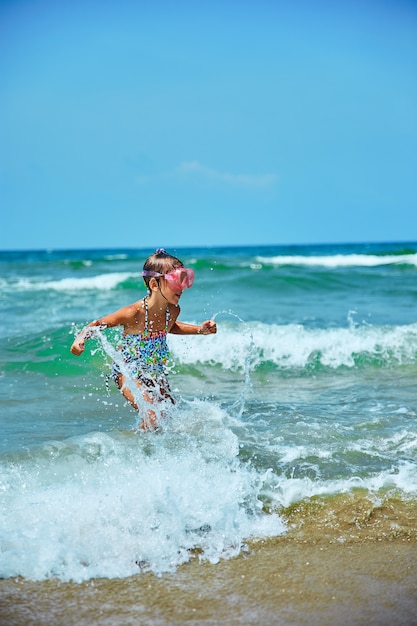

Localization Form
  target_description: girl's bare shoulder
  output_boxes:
[103,298,145,329]
[124,298,146,326]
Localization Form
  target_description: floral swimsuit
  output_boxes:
[112,297,171,389]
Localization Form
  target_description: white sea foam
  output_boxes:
[255,253,417,268]
[10,272,140,292]
[0,404,285,582]
[104,254,129,260]
[2,397,415,583]
[263,461,417,509]
[169,320,417,371]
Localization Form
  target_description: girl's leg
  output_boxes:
[114,373,159,430]
[114,372,138,409]
[139,380,175,430]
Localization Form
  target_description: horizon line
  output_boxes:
[1,239,417,254]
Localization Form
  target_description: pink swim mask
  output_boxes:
[142,267,194,291]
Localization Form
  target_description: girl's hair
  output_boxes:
[142,248,183,289]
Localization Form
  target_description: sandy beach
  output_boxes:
[1,536,416,626]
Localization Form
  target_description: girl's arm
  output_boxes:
[169,319,217,336]
[70,320,107,355]
[70,303,140,355]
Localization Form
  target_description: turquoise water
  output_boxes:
[1,242,417,581]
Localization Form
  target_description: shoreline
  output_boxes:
[1,537,416,626]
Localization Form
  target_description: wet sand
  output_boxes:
[1,538,416,626]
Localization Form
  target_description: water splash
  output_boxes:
[84,327,173,430]
[0,406,285,582]
[212,310,254,419]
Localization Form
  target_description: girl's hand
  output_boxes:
[70,338,85,356]
[200,320,217,335]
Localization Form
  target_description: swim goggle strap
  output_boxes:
[142,267,194,291]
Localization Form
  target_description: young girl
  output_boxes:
[70,248,217,430]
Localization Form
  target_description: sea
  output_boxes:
[1,242,417,584]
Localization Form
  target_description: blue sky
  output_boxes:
[1,0,416,250]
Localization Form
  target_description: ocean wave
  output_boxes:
[0,405,284,582]
[265,461,417,510]
[4,272,141,292]
[4,320,417,376]
[169,320,417,372]
[255,252,417,268]
[1,403,416,582]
